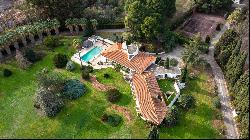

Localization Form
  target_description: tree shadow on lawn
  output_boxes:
[160,103,218,139]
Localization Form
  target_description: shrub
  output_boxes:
[148,126,159,139]
[162,106,179,127]
[44,36,60,49]
[216,23,221,31]
[66,61,75,71]
[213,97,221,109]
[180,66,188,83]
[101,113,109,122]
[63,79,86,100]
[3,69,12,77]
[155,57,161,64]
[24,48,36,63]
[106,89,121,103]
[177,94,196,110]
[205,35,211,44]
[36,69,66,93]
[164,57,170,69]
[106,114,122,127]
[114,63,122,72]
[82,65,93,73]
[81,70,90,80]
[104,73,110,79]
[170,58,178,67]
[34,88,64,117]
[53,54,68,68]
[72,38,82,49]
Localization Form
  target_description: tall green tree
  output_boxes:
[225,49,247,88]
[182,34,204,66]
[194,0,233,13]
[141,14,161,41]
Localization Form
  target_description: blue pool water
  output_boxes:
[81,47,103,62]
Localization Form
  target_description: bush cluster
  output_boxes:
[44,36,60,49]
[162,106,179,127]
[177,94,196,110]
[63,79,86,100]
[3,69,12,77]
[53,53,68,68]
[106,89,122,103]
[66,61,76,71]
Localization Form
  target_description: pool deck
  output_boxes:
[71,40,113,69]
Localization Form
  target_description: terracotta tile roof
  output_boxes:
[132,72,167,125]
[101,43,156,74]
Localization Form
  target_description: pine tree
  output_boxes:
[164,57,170,69]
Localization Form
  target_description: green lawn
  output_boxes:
[159,72,223,139]
[0,36,222,139]
[158,79,175,93]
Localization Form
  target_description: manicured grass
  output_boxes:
[0,36,222,139]
[159,72,223,139]
[158,79,175,93]
[0,36,149,139]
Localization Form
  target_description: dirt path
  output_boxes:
[111,104,133,123]
[203,23,239,139]
[90,76,114,92]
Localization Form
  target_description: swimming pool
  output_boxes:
[81,47,103,62]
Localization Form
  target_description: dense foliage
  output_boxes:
[161,106,179,127]
[124,0,176,42]
[101,113,122,127]
[0,19,60,48]
[182,34,206,66]
[164,57,170,69]
[43,36,60,49]
[177,94,196,110]
[194,0,233,13]
[170,58,178,67]
[106,89,122,103]
[63,79,86,100]
[213,97,221,109]
[147,126,159,139]
[214,29,239,69]
[34,88,64,117]
[53,54,68,68]
[81,70,90,80]
[23,48,37,63]
[66,61,76,71]
[231,71,249,139]
[36,69,66,93]
[214,13,249,137]
[180,66,188,83]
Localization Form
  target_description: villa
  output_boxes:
[72,36,183,125]
[101,42,168,125]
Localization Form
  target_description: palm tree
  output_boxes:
[72,18,79,35]
[79,18,87,32]
[91,19,98,31]
[52,19,60,35]
[65,18,74,35]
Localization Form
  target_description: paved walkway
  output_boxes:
[203,23,239,139]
